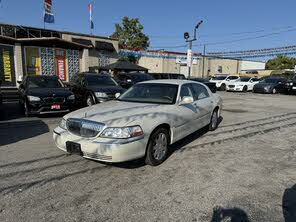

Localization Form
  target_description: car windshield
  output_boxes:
[129,74,154,82]
[27,76,64,88]
[86,75,118,86]
[118,83,178,104]
[263,78,281,83]
[212,76,226,80]
[240,77,251,82]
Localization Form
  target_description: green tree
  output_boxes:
[111,16,150,50]
[266,55,296,70]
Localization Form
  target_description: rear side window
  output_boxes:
[190,83,209,100]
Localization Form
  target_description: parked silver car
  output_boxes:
[53,80,223,166]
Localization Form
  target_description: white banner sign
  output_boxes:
[187,49,193,67]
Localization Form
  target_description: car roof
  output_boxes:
[139,79,197,85]
[80,73,110,77]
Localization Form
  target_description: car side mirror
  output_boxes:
[115,93,121,98]
[179,96,194,105]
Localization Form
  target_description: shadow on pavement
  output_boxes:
[210,206,250,222]
[0,120,49,146]
[0,102,24,121]
[283,184,296,222]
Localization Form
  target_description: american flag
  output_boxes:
[88,3,94,30]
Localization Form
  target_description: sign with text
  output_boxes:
[0,44,16,86]
[55,49,67,81]
[187,49,193,67]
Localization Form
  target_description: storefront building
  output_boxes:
[0,23,119,88]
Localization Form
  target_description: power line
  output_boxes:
[149,27,296,50]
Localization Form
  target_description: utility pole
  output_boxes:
[202,44,206,78]
[184,20,203,79]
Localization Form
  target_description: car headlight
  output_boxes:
[67,95,75,100]
[59,118,67,130]
[100,126,143,139]
[95,92,108,98]
[27,95,41,102]
[290,83,293,86]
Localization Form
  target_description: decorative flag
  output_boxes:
[44,0,55,24]
[88,3,94,30]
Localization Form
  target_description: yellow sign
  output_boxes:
[26,47,41,75]
[3,50,12,82]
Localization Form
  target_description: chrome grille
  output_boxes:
[66,118,105,138]
[43,97,65,104]
[83,152,112,160]
[228,85,235,88]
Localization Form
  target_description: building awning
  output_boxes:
[0,36,17,45]
[95,41,116,52]
[94,61,148,72]
[72,38,94,47]
[17,37,91,50]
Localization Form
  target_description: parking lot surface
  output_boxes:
[0,92,296,222]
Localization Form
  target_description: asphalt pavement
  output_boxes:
[0,92,296,222]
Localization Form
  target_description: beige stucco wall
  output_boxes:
[137,53,242,78]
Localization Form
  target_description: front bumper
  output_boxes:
[27,101,74,114]
[227,86,243,92]
[53,126,148,163]
[253,87,271,94]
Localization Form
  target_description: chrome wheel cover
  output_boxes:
[211,111,218,128]
[152,133,167,161]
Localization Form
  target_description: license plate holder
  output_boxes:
[66,141,82,155]
[51,104,61,109]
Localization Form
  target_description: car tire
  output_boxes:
[24,101,32,117]
[243,86,248,92]
[220,84,226,91]
[272,88,277,94]
[86,95,95,107]
[145,128,169,166]
[209,109,219,131]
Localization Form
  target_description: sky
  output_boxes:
[1,0,296,56]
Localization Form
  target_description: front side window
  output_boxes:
[180,84,194,100]
[190,83,209,100]
[227,76,239,80]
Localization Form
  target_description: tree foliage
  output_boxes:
[266,55,296,70]
[111,16,150,50]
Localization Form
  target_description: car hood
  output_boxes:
[26,88,73,97]
[87,85,125,93]
[64,100,165,127]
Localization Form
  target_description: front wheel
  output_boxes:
[24,101,32,117]
[209,109,219,131]
[272,88,277,94]
[220,84,226,91]
[86,95,95,107]
[243,86,248,92]
[145,128,169,166]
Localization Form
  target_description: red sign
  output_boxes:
[55,49,66,81]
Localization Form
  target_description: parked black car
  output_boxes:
[19,75,75,117]
[253,77,287,94]
[188,77,217,93]
[285,75,296,94]
[149,73,186,80]
[70,73,125,106]
[115,73,154,89]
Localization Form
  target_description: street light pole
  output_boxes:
[184,20,203,79]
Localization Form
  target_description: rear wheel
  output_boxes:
[220,84,226,91]
[209,109,219,131]
[145,128,169,166]
[86,95,95,106]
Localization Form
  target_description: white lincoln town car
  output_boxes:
[53,80,223,166]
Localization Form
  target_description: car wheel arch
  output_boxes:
[146,123,172,149]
